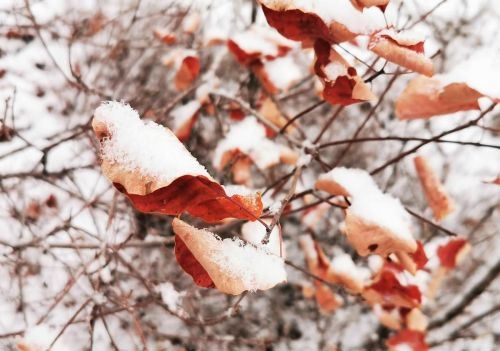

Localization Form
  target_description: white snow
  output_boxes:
[213,117,282,169]
[19,324,68,351]
[323,61,348,80]
[230,25,295,58]
[156,282,182,311]
[348,192,414,244]
[263,56,303,91]
[241,219,284,257]
[94,101,210,184]
[330,253,362,278]
[438,50,500,99]
[317,167,382,197]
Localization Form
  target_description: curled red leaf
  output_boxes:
[115,175,263,223]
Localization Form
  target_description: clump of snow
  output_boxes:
[261,0,386,34]
[263,56,303,91]
[213,117,282,169]
[317,167,382,198]
[18,324,67,351]
[223,184,257,197]
[349,192,414,243]
[241,219,284,257]
[269,200,283,215]
[330,253,361,278]
[156,282,182,311]
[324,61,348,80]
[213,236,287,291]
[438,50,500,98]
[93,101,210,185]
[230,25,296,58]
[170,100,201,132]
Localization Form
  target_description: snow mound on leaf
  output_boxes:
[173,219,286,295]
[438,50,500,99]
[317,167,381,197]
[331,253,362,278]
[261,0,386,34]
[213,117,282,169]
[349,192,413,243]
[94,101,210,184]
[241,219,284,257]
[231,25,295,58]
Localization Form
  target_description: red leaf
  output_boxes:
[437,237,469,269]
[175,55,200,91]
[174,235,215,289]
[115,175,263,223]
[364,270,421,309]
[386,329,428,351]
[261,4,355,46]
[410,240,428,271]
[313,39,375,106]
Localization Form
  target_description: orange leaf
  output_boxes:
[414,156,454,221]
[369,29,434,77]
[396,76,483,119]
[386,329,428,351]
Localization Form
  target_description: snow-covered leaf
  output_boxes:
[173,218,287,295]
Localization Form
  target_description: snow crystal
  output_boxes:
[94,101,210,185]
[213,117,282,169]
